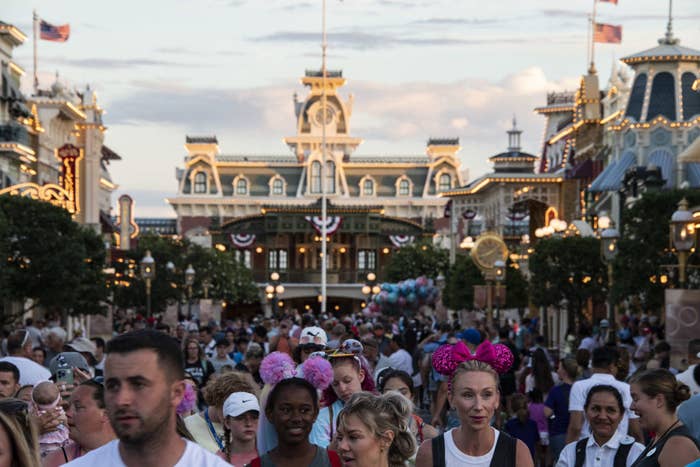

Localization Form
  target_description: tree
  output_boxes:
[384,241,448,282]
[0,195,108,324]
[613,190,700,311]
[505,259,529,310]
[529,236,607,327]
[442,253,484,310]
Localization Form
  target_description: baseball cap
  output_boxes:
[457,328,482,345]
[223,392,260,418]
[66,337,97,360]
[299,327,328,347]
[215,338,229,347]
[48,352,90,376]
[599,319,610,328]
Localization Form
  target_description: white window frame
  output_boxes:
[269,175,286,196]
[233,175,250,196]
[359,175,376,197]
[193,171,208,194]
[395,176,413,197]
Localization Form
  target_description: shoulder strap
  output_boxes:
[329,403,334,441]
[327,449,342,467]
[490,431,517,467]
[614,441,633,467]
[432,433,446,467]
[61,445,69,463]
[574,438,588,467]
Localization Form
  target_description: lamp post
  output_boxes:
[670,198,696,288]
[493,260,506,326]
[140,250,156,318]
[265,272,284,316]
[185,264,195,319]
[361,272,380,308]
[601,227,620,343]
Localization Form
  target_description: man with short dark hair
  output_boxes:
[64,330,228,466]
[91,337,106,377]
[199,326,216,359]
[0,361,20,398]
[387,334,413,376]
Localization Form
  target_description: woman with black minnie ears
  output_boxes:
[629,369,700,467]
[415,340,533,467]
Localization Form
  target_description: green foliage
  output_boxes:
[529,236,607,322]
[613,190,700,311]
[443,253,483,310]
[383,241,448,282]
[111,234,259,315]
[505,259,529,309]
[0,196,108,324]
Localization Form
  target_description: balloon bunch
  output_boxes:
[364,276,439,316]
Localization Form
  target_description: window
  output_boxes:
[326,161,336,193]
[682,72,700,121]
[439,173,451,191]
[647,72,676,121]
[235,250,252,268]
[269,249,288,271]
[399,179,410,196]
[363,179,374,196]
[358,250,376,270]
[311,161,321,193]
[194,172,207,194]
[625,73,647,121]
[272,178,284,195]
[236,178,248,195]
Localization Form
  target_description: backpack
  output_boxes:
[574,437,632,467]
[432,430,516,467]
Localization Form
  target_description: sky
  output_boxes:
[4,0,700,217]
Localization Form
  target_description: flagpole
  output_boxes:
[590,0,598,73]
[320,0,328,315]
[33,10,38,93]
[586,14,592,71]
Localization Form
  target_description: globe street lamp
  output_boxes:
[185,264,195,318]
[140,250,156,318]
[670,198,696,288]
[601,227,620,343]
[266,272,284,316]
[361,272,380,307]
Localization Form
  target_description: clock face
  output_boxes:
[315,106,335,125]
[472,234,507,271]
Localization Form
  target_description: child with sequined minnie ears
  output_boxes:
[415,340,534,467]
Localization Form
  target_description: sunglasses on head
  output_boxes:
[300,344,325,353]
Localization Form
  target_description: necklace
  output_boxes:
[652,419,680,447]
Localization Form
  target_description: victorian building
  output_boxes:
[168,70,462,311]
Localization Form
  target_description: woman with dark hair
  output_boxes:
[183,337,215,389]
[525,348,558,396]
[629,369,700,467]
[310,339,376,449]
[416,341,533,467]
[377,368,438,446]
[556,385,644,466]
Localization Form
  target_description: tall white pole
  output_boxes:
[590,0,598,73]
[33,10,38,93]
[320,0,328,314]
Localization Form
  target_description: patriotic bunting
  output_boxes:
[305,216,342,235]
[230,233,256,248]
[388,235,415,248]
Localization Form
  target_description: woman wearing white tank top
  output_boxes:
[415,342,533,467]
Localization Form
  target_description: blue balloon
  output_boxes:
[388,292,398,304]
[418,287,428,299]
[407,292,417,303]
[381,283,391,292]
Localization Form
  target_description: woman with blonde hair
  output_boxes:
[629,368,700,467]
[335,392,416,467]
[0,409,41,467]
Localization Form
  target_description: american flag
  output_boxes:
[40,20,70,42]
[594,23,622,44]
[599,0,618,4]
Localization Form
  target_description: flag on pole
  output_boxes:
[599,0,618,4]
[40,20,70,42]
[594,23,622,43]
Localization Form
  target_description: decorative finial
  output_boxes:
[588,61,597,75]
[507,115,522,152]
[512,114,517,130]
[659,0,680,45]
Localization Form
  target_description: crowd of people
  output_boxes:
[0,310,699,466]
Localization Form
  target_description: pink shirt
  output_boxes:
[528,402,548,433]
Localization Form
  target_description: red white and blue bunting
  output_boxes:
[305,216,342,235]
[388,235,415,248]
[230,233,256,248]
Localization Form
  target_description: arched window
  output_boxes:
[272,178,284,195]
[682,72,700,121]
[399,179,410,196]
[625,73,647,121]
[311,161,321,193]
[363,179,374,196]
[236,178,248,195]
[326,161,335,193]
[438,173,451,191]
[647,72,676,121]
[194,172,207,193]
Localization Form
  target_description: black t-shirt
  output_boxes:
[184,359,214,387]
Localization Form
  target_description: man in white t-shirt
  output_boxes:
[566,346,644,444]
[65,330,228,467]
[386,334,414,377]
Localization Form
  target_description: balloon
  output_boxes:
[407,292,417,304]
[388,292,398,304]
[398,297,407,307]
[381,283,391,292]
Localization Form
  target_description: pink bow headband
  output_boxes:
[432,340,514,376]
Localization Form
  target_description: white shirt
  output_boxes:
[63,439,230,467]
[0,356,51,386]
[387,348,414,376]
[677,365,700,396]
[579,337,602,353]
[444,426,499,467]
[204,339,216,359]
[555,432,645,467]
[568,373,639,440]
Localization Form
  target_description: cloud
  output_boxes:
[43,57,197,69]
[412,17,502,26]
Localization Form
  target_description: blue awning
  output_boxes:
[589,151,636,192]
[648,149,675,188]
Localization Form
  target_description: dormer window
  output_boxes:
[360,176,375,196]
[234,176,249,196]
[272,178,284,195]
[399,179,410,196]
[439,173,452,192]
[194,172,207,194]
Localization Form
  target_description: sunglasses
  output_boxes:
[300,344,325,353]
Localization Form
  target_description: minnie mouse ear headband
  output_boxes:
[328,338,363,359]
[259,351,333,390]
[432,340,514,376]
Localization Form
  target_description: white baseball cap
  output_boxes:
[223,392,260,418]
[299,326,328,347]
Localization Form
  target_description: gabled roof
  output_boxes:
[622,42,700,65]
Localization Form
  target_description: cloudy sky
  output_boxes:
[4,0,699,216]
